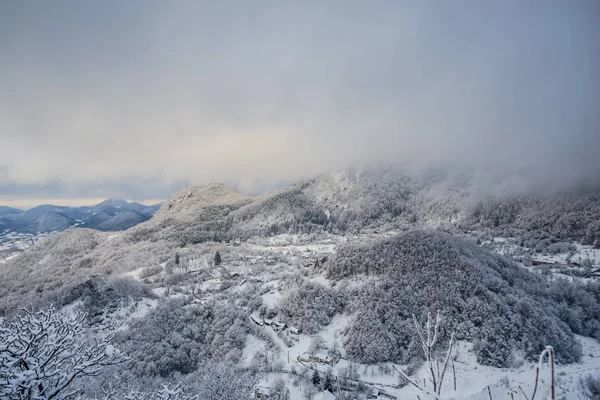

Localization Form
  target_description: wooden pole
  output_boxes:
[550,348,555,400]
[452,359,456,391]
[336,375,343,400]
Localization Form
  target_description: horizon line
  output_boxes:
[0,197,165,210]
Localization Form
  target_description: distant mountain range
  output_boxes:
[0,198,162,234]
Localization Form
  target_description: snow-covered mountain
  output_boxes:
[1,168,599,399]
[126,169,600,251]
[0,198,161,234]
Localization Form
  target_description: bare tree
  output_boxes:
[393,311,455,399]
[0,305,126,399]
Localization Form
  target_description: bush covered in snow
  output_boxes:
[278,281,342,335]
[116,298,248,377]
[548,278,600,340]
[87,363,257,400]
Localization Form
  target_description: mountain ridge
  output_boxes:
[0,198,162,234]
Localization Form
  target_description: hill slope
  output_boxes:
[95,210,150,231]
[123,169,600,251]
[324,230,598,367]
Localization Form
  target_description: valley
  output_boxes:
[1,169,598,399]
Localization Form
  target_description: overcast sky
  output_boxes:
[1,1,599,207]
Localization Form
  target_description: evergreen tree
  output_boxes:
[322,373,333,392]
[214,251,222,266]
[312,370,320,387]
[175,252,180,266]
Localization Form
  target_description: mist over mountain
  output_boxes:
[1,1,599,398]
[2,167,599,314]
[1,167,599,399]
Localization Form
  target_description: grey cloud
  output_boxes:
[0,177,189,202]
[0,1,598,201]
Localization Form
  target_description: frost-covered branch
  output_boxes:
[397,311,455,397]
[0,305,126,399]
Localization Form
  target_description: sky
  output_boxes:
[1,1,599,207]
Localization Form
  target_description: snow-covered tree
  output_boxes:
[214,251,221,266]
[322,373,333,392]
[309,335,325,355]
[185,363,257,400]
[270,378,290,400]
[311,370,320,387]
[0,305,125,399]
[96,382,196,400]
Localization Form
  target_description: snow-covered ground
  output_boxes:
[47,231,599,399]
[241,234,600,399]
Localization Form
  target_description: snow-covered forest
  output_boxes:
[1,169,600,399]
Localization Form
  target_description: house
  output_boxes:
[274,321,286,330]
[251,315,264,326]
[316,390,336,400]
[264,318,273,326]
[297,354,311,363]
[311,353,330,364]
[289,326,300,335]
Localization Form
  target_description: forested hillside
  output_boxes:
[327,231,598,367]
[1,168,599,399]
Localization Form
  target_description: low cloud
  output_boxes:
[1,1,598,202]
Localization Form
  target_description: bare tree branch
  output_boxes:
[0,305,126,399]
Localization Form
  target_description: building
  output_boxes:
[274,321,286,330]
[311,353,330,364]
[297,354,311,363]
[251,315,264,326]
[316,390,336,400]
